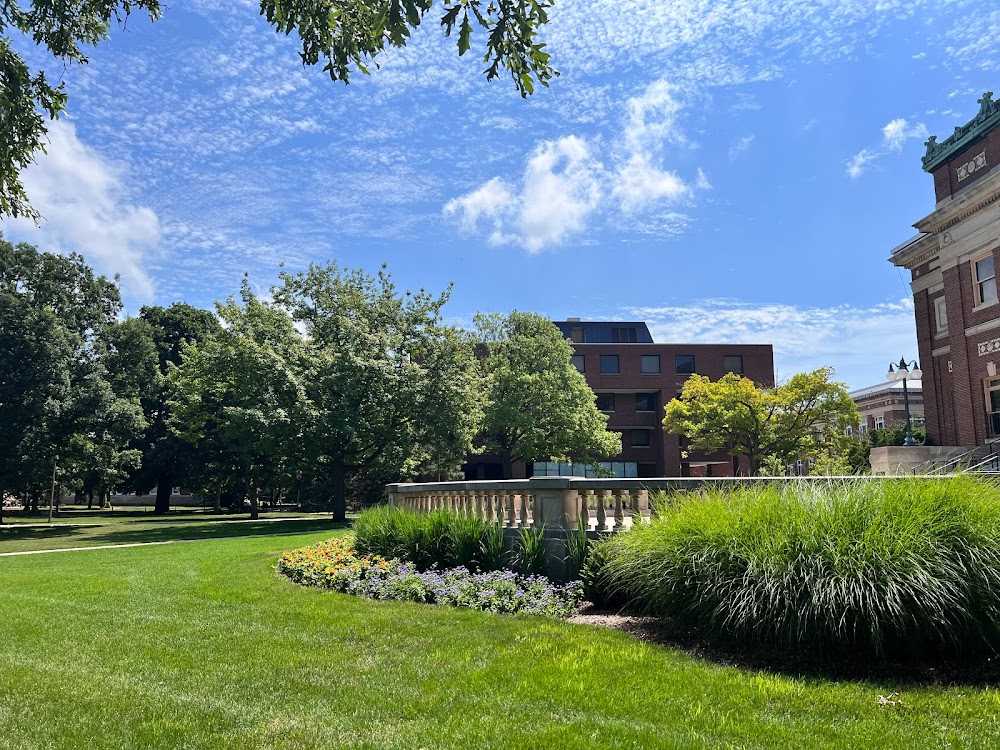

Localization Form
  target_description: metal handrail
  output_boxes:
[910,446,979,475]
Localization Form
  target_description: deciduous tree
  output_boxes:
[663,368,859,476]
[474,311,621,479]
[274,262,480,521]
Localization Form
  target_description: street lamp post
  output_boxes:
[886,357,922,447]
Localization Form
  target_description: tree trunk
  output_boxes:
[501,451,514,480]
[213,486,222,514]
[250,483,260,521]
[153,473,172,515]
[331,460,347,523]
[87,488,94,509]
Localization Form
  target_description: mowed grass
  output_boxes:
[0,516,341,554]
[1,532,998,749]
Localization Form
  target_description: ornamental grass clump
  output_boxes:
[355,506,497,571]
[596,477,1000,659]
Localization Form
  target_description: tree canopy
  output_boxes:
[1,0,555,220]
[663,368,859,476]
[474,311,621,478]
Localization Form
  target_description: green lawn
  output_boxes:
[0,515,342,554]
[1,531,997,749]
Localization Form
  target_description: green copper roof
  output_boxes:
[922,91,1000,172]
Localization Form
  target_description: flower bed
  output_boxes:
[278,535,583,618]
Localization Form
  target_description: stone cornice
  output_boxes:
[889,232,938,269]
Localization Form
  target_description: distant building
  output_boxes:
[462,319,774,479]
[890,91,1000,447]
[848,380,924,435]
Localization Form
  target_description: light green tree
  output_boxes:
[663,367,859,476]
[1,1,555,220]
[275,262,480,521]
[474,311,622,478]
[169,285,306,520]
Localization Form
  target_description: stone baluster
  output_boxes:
[579,489,591,531]
[518,493,529,527]
[638,489,649,521]
[506,493,516,527]
[476,491,485,520]
[596,489,610,532]
[531,492,542,527]
[613,489,625,530]
[486,491,497,523]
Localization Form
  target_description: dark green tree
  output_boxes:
[131,303,221,514]
[474,311,622,479]
[0,236,121,520]
[2,1,554,220]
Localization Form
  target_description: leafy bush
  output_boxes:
[579,534,622,608]
[597,477,1000,658]
[278,535,583,617]
[355,506,496,571]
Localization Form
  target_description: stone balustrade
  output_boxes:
[385,475,907,533]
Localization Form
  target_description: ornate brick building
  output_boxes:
[891,92,1000,446]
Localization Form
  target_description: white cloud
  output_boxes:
[729,135,755,160]
[846,148,879,179]
[624,80,687,154]
[881,118,929,151]
[1,120,160,300]
[445,79,706,249]
[612,154,691,213]
[629,297,918,390]
[445,136,603,251]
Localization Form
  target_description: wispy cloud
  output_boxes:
[0,121,160,300]
[729,135,755,160]
[629,297,918,389]
[847,117,929,178]
[882,118,929,151]
[444,80,706,250]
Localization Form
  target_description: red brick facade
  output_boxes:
[892,92,1000,447]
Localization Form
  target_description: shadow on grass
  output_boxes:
[572,604,1000,688]
[0,525,81,543]
[96,519,347,546]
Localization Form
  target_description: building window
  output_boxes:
[933,296,948,334]
[635,393,657,412]
[795,459,804,476]
[569,326,585,343]
[631,429,651,447]
[570,355,585,373]
[675,354,696,374]
[600,355,619,374]
[845,426,853,437]
[987,379,1000,436]
[596,393,615,412]
[874,416,885,430]
[612,327,637,343]
[859,420,869,434]
[974,253,998,305]
[641,354,661,374]
[723,355,744,374]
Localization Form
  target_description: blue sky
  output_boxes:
[2,0,998,389]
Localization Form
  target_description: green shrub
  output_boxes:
[580,534,622,608]
[598,477,1000,658]
[566,518,590,579]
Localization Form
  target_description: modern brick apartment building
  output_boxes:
[462,320,775,479]
[890,92,1000,447]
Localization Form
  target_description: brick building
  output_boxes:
[890,91,1000,447]
[848,380,924,434]
[462,319,774,479]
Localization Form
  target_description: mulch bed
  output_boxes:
[568,604,1000,687]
